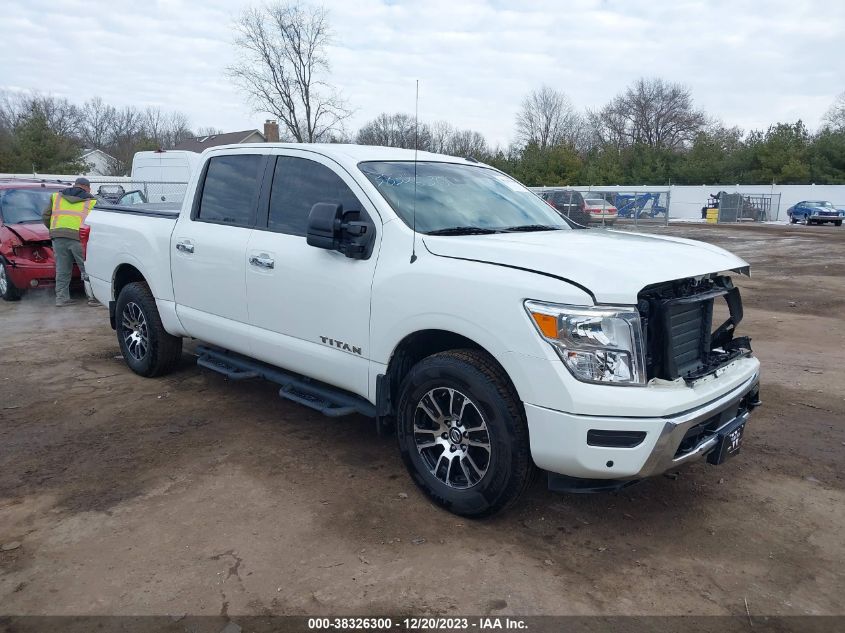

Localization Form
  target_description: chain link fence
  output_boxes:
[88,180,189,207]
[701,192,781,222]
[531,188,671,227]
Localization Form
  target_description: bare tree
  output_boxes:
[592,77,706,150]
[429,120,453,154]
[355,113,431,149]
[0,91,81,138]
[445,129,489,158]
[79,97,118,149]
[822,91,845,130]
[229,2,351,143]
[516,86,582,150]
[194,126,224,137]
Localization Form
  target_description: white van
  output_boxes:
[130,150,199,183]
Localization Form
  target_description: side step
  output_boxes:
[196,345,376,418]
[197,356,259,381]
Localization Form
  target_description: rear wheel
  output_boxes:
[0,261,22,301]
[396,349,533,517]
[115,281,182,377]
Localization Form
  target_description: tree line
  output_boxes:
[0,92,222,176]
[2,0,844,186]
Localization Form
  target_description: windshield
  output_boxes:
[358,161,570,233]
[0,188,55,224]
[806,201,834,208]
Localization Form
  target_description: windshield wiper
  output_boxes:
[426,226,502,236]
[502,224,564,232]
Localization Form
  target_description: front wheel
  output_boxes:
[0,260,22,301]
[115,281,183,377]
[396,349,534,517]
[835,220,842,227]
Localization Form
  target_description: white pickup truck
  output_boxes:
[84,144,761,517]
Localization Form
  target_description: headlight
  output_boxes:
[525,300,646,386]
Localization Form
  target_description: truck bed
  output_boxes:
[84,203,180,305]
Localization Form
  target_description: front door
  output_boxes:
[171,152,267,354]
[245,152,380,399]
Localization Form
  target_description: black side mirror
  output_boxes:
[306,202,374,260]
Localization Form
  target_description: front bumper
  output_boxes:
[525,371,760,480]
[809,214,842,222]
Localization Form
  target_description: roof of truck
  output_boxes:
[203,143,486,166]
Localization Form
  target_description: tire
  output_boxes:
[115,281,182,377]
[790,216,797,224]
[835,220,842,227]
[396,349,534,518]
[0,260,22,301]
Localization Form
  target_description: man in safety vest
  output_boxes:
[42,177,98,307]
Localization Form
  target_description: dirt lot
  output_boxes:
[1,223,843,619]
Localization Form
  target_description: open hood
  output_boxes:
[6,223,50,243]
[423,229,749,304]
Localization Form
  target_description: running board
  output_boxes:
[196,345,376,418]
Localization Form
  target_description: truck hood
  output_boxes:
[423,229,749,304]
[6,223,49,243]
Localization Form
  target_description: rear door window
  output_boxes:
[196,155,264,226]
[266,156,363,236]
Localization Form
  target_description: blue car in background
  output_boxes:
[787,200,844,226]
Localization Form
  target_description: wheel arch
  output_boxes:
[110,263,148,329]
[382,329,523,417]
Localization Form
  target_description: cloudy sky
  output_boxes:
[3,0,844,145]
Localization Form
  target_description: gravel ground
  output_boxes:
[0,222,843,618]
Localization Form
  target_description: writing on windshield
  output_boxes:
[358,161,569,234]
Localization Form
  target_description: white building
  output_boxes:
[80,148,117,176]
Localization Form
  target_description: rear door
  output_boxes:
[244,151,380,398]
[171,151,268,354]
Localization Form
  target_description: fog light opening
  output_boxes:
[30,279,39,288]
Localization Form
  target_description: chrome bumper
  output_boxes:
[635,373,760,478]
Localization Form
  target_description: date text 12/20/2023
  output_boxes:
[307,617,528,630]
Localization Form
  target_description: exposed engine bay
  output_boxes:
[637,274,752,383]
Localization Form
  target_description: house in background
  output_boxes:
[80,148,117,176]
[173,120,281,152]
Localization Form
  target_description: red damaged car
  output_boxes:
[0,179,80,301]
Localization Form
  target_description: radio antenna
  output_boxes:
[410,79,419,264]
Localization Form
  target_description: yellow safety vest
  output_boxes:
[49,193,96,232]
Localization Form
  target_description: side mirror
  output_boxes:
[306,202,374,260]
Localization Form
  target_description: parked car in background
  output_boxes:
[540,190,590,225]
[787,201,844,226]
[583,197,618,225]
[0,179,80,301]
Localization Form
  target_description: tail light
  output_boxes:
[79,224,91,260]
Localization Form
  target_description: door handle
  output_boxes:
[249,254,275,269]
[175,241,194,254]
